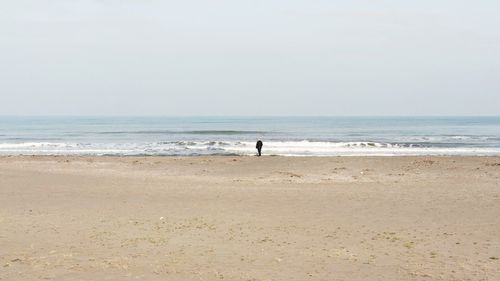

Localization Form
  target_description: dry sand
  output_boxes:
[0,156,499,281]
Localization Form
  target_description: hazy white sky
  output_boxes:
[1,0,499,116]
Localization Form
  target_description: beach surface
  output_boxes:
[0,156,499,281]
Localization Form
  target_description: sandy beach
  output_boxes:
[0,156,499,280]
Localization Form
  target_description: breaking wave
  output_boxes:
[1,141,499,156]
[97,130,266,135]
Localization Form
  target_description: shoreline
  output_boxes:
[2,154,500,158]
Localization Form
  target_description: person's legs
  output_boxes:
[257,148,261,156]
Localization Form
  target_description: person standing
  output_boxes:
[256,140,263,156]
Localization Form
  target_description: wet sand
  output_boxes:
[0,156,499,280]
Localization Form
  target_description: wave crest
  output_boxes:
[1,140,500,156]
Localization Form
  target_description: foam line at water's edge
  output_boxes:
[0,141,499,156]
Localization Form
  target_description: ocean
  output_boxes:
[1,116,499,156]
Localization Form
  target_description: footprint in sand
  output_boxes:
[277,171,302,178]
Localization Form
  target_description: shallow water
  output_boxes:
[1,116,499,156]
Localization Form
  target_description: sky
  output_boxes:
[0,0,499,116]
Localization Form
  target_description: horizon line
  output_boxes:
[1,115,499,118]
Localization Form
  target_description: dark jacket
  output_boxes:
[256,140,263,149]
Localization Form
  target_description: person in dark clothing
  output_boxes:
[256,140,263,156]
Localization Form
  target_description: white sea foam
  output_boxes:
[1,141,500,156]
[0,142,74,149]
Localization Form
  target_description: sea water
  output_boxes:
[0,116,499,156]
